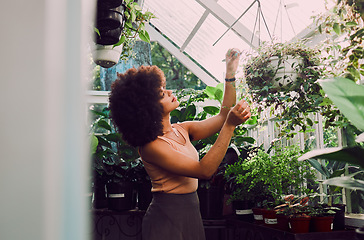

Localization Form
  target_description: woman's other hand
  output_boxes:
[225,48,241,79]
[225,99,251,127]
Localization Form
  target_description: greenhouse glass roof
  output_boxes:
[142,0,334,85]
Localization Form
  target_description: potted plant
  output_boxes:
[308,203,338,232]
[224,143,316,225]
[274,194,310,232]
[224,146,270,223]
[133,157,152,210]
[90,106,140,211]
[92,0,155,68]
[241,40,338,138]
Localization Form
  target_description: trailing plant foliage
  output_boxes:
[241,40,337,138]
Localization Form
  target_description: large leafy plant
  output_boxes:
[299,77,364,192]
[90,106,142,183]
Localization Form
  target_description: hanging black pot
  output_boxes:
[96,5,125,31]
[97,0,123,9]
[107,181,137,211]
[95,27,122,45]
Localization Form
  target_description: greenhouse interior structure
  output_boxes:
[2,0,364,240]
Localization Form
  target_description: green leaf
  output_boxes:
[323,173,364,191]
[298,146,364,169]
[346,21,358,26]
[203,106,219,115]
[333,23,341,35]
[131,11,136,22]
[114,35,126,46]
[318,77,364,131]
[205,83,224,103]
[306,159,331,178]
[97,119,112,131]
[245,115,258,125]
[94,27,100,36]
[90,134,98,154]
[234,136,256,144]
[139,30,150,43]
[103,133,122,142]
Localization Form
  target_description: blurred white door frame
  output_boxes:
[0,0,94,239]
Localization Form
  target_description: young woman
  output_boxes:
[109,48,251,240]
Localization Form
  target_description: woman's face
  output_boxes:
[159,80,179,115]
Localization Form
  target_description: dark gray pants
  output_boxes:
[142,191,206,240]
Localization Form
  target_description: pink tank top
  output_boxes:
[141,123,199,194]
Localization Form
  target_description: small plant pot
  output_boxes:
[252,208,264,225]
[311,216,334,232]
[262,209,278,228]
[92,44,123,68]
[107,181,137,211]
[333,204,346,231]
[232,200,254,223]
[289,216,311,233]
[276,214,290,232]
[356,227,364,240]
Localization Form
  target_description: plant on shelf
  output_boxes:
[241,40,338,138]
[90,106,142,210]
[224,143,316,223]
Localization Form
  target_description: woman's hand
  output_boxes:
[225,99,251,127]
[225,48,241,79]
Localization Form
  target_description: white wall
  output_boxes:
[0,0,93,239]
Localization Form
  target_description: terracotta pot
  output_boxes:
[276,214,289,232]
[289,216,311,233]
[252,208,264,225]
[311,216,334,232]
[262,209,278,228]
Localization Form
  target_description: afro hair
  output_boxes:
[109,65,165,147]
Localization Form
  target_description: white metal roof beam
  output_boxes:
[180,10,210,52]
[146,24,219,86]
[196,0,260,48]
